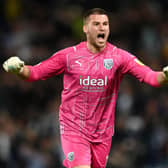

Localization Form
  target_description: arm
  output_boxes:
[3,52,66,81]
[118,49,168,87]
[144,68,168,86]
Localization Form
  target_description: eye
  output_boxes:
[103,22,109,26]
[93,22,99,26]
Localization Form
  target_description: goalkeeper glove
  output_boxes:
[163,66,168,80]
[3,56,24,74]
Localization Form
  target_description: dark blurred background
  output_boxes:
[1,0,168,167]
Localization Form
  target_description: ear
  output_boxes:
[83,25,87,34]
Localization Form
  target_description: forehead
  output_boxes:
[87,14,109,23]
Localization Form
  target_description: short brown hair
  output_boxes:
[83,8,109,24]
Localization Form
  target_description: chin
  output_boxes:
[97,43,106,49]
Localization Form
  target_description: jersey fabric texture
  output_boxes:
[26,41,160,142]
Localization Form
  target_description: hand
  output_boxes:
[163,66,168,80]
[3,56,25,74]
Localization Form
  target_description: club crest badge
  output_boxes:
[67,152,74,162]
[104,59,113,70]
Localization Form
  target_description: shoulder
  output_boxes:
[52,46,75,56]
[108,42,134,58]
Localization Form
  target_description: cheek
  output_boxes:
[88,25,97,32]
[89,27,97,35]
[89,31,97,39]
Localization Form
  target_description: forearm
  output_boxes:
[143,70,161,87]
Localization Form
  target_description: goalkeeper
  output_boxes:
[2,8,168,168]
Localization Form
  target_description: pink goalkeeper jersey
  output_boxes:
[27,42,160,142]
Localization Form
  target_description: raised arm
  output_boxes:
[2,51,66,81]
[118,48,168,87]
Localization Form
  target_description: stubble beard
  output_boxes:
[88,37,107,53]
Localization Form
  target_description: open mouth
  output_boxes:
[97,33,105,39]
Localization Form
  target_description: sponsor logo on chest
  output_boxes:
[80,76,107,86]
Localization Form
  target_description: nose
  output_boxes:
[99,23,105,31]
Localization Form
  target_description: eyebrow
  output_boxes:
[92,21,109,24]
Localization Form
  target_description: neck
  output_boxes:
[87,42,106,54]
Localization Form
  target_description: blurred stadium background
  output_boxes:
[1,0,168,167]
